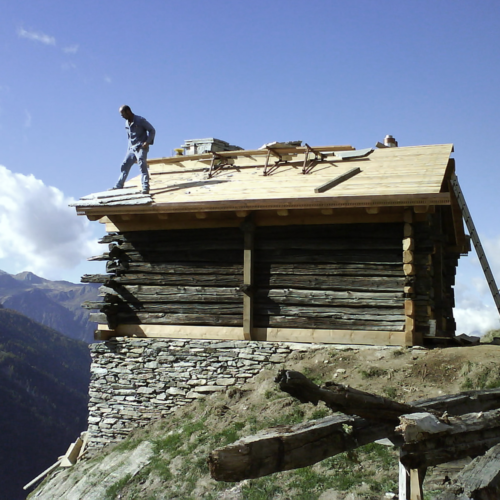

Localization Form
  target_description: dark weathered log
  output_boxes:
[276,370,430,422]
[102,285,243,303]
[99,227,242,245]
[258,263,405,277]
[106,261,243,275]
[399,409,500,469]
[108,249,244,263]
[81,274,114,284]
[255,238,403,251]
[256,288,404,307]
[255,250,403,264]
[90,302,243,314]
[209,388,500,482]
[255,304,404,321]
[255,274,405,291]
[436,442,500,500]
[256,222,403,240]
[89,312,242,326]
[257,315,405,331]
[106,273,242,286]
[208,414,394,482]
[115,240,244,251]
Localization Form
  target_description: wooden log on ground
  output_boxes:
[276,370,436,422]
[208,414,394,482]
[398,409,500,469]
[209,387,500,482]
[436,442,500,500]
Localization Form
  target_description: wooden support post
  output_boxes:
[242,219,255,340]
[399,456,425,500]
[403,210,419,345]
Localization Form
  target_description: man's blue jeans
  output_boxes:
[114,146,149,191]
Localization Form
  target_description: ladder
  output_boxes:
[449,173,500,314]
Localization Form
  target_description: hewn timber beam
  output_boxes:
[436,442,500,499]
[209,381,500,482]
[276,370,437,422]
[314,167,361,193]
[398,409,500,469]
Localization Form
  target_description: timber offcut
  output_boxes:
[72,140,469,346]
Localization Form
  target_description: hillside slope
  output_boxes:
[0,306,91,500]
[29,343,500,500]
[0,270,99,343]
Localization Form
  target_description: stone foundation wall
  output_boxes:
[88,338,315,449]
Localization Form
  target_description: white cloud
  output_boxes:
[104,76,112,84]
[454,234,500,336]
[63,44,79,54]
[0,165,101,279]
[17,27,56,46]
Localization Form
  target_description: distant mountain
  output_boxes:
[0,306,90,500]
[0,270,100,343]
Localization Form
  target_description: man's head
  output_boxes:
[119,105,134,121]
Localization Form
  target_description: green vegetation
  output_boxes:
[460,363,500,390]
[360,367,387,379]
[383,386,398,399]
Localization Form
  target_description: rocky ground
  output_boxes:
[29,343,500,500]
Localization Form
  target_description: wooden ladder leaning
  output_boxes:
[449,173,500,315]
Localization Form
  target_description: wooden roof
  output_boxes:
[72,143,455,216]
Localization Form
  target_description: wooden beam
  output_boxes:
[242,220,255,340]
[95,324,407,346]
[314,167,361,193]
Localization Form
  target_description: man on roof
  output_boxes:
[112,105,156,194]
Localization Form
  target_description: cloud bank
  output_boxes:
[0,165,100,279]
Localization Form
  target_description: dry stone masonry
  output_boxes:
[88,338,312,449]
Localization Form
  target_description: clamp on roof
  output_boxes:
[302,143,327,174]
[208,152,235,178]
[263,147,296,176]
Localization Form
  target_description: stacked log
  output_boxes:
[82,220,460,336]
[83,227,244,328]
[254,223,406,331]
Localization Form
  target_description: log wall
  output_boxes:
[82,218,461,341]
[253,223,406,332]
[85,227,244,328]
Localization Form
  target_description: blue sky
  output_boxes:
[1,0,500,334]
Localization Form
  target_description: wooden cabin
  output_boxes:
[72,141,470,347]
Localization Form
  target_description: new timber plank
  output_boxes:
[95,324,407,345]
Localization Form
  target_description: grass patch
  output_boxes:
[311,408,330,420]
[360,367,387,379]
[383,386,398,399]
[104,473,132,500]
